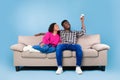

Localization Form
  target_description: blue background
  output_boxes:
[0,0,120,80]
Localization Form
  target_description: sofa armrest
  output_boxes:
[10,43,25,52]
[91,44,110,51]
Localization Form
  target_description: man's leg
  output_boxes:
[74,44,83,66]
[68,44,83,74]
[56,44,67,74]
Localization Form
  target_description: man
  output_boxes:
[55,16,86,75]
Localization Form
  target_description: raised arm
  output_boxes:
[80,14,86,30]
[76,15,86,37]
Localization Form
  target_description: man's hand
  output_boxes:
[80,16,84,23]
[80,15,85,29]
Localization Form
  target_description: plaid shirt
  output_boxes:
[60,29,86,44]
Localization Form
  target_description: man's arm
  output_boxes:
[76,15,86,37]
[34,33,45,36]
[80,15,86,30]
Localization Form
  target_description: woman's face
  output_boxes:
[54,24,59,31]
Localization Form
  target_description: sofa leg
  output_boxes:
[101,66,105,71]
[15,66,20,72]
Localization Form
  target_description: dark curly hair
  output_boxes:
[48,23,56,32]
[48,23,60,35]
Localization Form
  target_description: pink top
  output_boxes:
[41,32,60,47]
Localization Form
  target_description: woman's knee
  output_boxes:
[50,47,56,52]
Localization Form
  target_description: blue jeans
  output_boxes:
[56,44,83,66]
[32,44,56,53]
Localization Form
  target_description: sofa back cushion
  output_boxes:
[18,34,100,49]
[77,34,100,49]
[18,36,43,45]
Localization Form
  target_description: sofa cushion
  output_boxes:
[18,36,43,46]
[47,52,56,59]
[63,50,72,58]
[21,51,46,58]
[10,43,25,52]
[47,50,72,59]
[21,48,98,58]
[72,49,98,58]
[92,44,110,51]
[77,34,100,49]
[21,50,72,59]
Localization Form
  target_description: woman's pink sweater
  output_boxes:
[41,32,60,47]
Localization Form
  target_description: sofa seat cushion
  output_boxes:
[21,50,72,59]
[72,49,98,58]
[21,51,46,58]
[47,50,72,59]
[21,49,98,58]
[47,52,56,59]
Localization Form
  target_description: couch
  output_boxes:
[10,34,110,71]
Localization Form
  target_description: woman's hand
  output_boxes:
[40,43,44,47]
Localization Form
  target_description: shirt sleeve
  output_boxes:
[76,28,86,38]
[41,32,50,44]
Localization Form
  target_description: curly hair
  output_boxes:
[48,23,60,35]
[48,23,56,32]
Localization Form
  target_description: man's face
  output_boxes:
[63,21,70,30]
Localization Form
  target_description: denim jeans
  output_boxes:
[32,44,56,53]
[56,44,83,66]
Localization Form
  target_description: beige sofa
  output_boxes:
[10,34,110,71]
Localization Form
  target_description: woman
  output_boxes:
[23,23,60,53]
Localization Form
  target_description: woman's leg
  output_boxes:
[32,44,49,53]
[23,45,32,51]
[46,46,56,53]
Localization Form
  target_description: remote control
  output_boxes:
[80,14,85,18]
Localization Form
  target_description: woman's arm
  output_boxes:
[41,32,50,44]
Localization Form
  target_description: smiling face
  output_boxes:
[53,24,59,31]
[61,20,71,30]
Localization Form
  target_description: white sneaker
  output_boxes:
[23,45,32,51]
[29,48,40,53]
[56,66,63,75]
[75,66,83,74]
